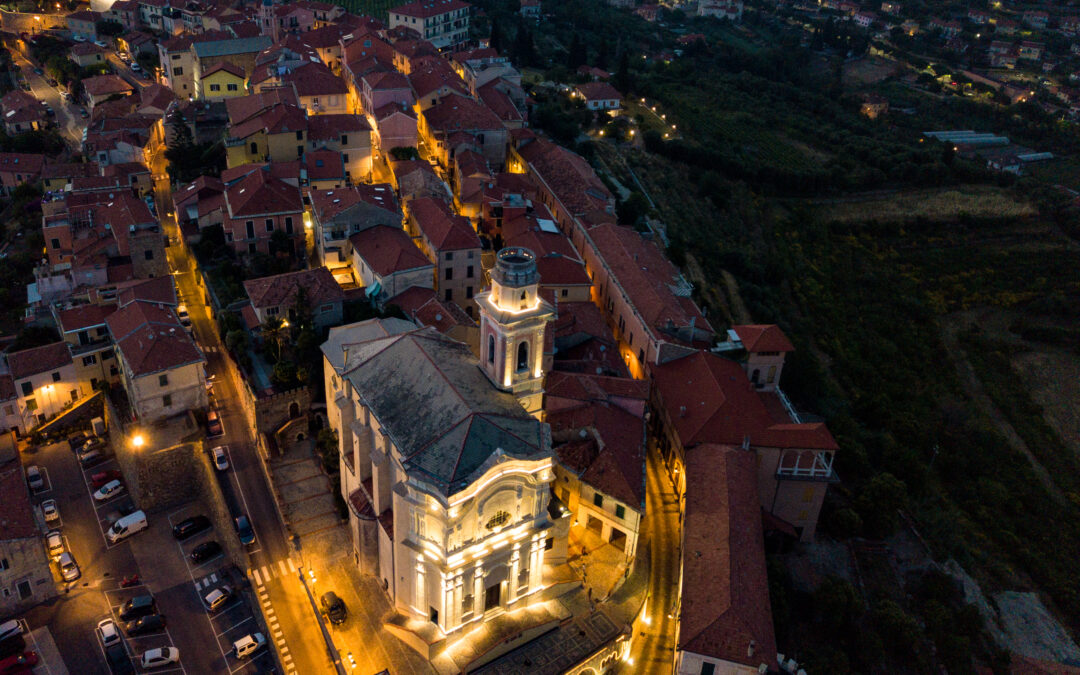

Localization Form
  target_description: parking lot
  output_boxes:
[166,505,275,674]
[98,582,184,675]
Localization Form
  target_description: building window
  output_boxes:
[444,267,452,281]
[444,289,452,302]
[227,83,238,91]
[516,341,528,372]
[615,504,626,519]
[172,66,182,75]
[285,217,293,234]
[593,492,603,508]
[82,355,97,366]
[162,394,172,407]
[487,335,494,363]
[25,398,37,411]
[16,581,31,600]
[50,238,60,249]
[340,134,347,144]
[110,365,119,376]
[265,219,274,232]
[296,130,303,140]
[159,374,169,387]
[445,251,453,261]
[0,558,7,570]
[144,249,154,260]
[249,141,259,155]
[209,83,220,92]
[70,389,78,402]
[484,510,510,530]
[465,286,473,299]
[20,382,31,396]
[51,372,61,382]
[700,664,716,675]
[466,265,473,278]
[102,348,114,360]
[246,221,255,239]
[561,289,568,297]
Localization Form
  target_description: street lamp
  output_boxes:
[131,433,145,449]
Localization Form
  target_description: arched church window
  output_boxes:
[517,341,528,372]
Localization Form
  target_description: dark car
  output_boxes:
[320,592,347,625]
[0,651,39,675]
[91,469,123,488]
[114,497,137,517]
[190,541,221,564]
[46,78,57,86]
[118,594,157,621]
[0,636,24,661]
[206,409,223,437]
[123,614,165,636]
[32,67,43,75]
[171,515,211,540]
[79,108,88,119]
[68,431,89,451]
[234,514,255,545]
[104,642,134,675]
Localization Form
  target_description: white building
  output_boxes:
[388,0,471,52]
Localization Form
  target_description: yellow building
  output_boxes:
[198,62,247,101]
[225,102,308,169]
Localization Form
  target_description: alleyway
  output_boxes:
[628,445,681,673]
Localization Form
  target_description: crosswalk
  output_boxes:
[248,558,296,586]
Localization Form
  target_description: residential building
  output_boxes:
[348,225,435,299]
[321,317,555,635]
[0,91,47,136]
[82,75,135,111]
[307,114,374,181]
[0,153,44,196]
[224,91,308,168]
[304,149,348,189]
[243,267,344,331]
[573,82,622,112]
[70,42,107,67]
[388,0,471,52]
[66,9,101,39]
[0,460,56,613]
[221,166,304,256]
[53,303,122,389]
[520,0,540,18]
[310,184,400,271]
[418,96,508,168]
[198,62,247,101]
[404,197,482,316]
[385,285,477,346]
[117,30,155,56]
[698,0,743,20]
[4,342,84,432]
[372,103,418,154]
[190,35,274,96]
[105,300,207,423]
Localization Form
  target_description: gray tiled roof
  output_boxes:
[192,36,272,58]
[337,323,549,496]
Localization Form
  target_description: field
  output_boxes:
[842,56,902,86]
[812,185,1039,225]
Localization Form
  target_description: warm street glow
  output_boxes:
[132,434,145,448]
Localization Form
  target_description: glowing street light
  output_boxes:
[132,434,145,448]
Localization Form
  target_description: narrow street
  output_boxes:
[153,175,336,675]
[628,447,681,673]
[8,46,82,146]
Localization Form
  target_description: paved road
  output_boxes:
[7,46,83,146]
[152,175,335,675]
[627,446,681,673]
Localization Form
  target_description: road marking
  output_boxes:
[252,568,261,585]
[208,572,217,584]
[261,565,269,581]
[273,630,283,638]
[287,559,296,573]
[214,616,252,637]
[278,560,287,576]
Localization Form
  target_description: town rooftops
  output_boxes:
[679,444,776,669]
[116,275,178,307]
[385,285,474,334]
[304,148,346,181]
[409,197,480,251]
[651,350,838,451]
[310,184,398,221]
[363,70,411,92]
[574,81,622,102]
[0,153,45,175]
[41,162,100,181]
[328,322,548,496]
[106,300,204,377]
[82,74,135,98]
[56,303,117,334]
[422,96,502,132]
[306,113,371,141]
[0,461,38,540]
[70,41,106,56]
[731,324,794,353]
[515,138,611,216]
[202,61,245,79]
[224,167,303,218]
[349,225,433,277]
[243,267,344,310]
[391,0,470,19]
[192,35,273,59]
[7,342,72,380]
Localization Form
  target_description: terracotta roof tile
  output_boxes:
[82,74,135,98]
[390,0,470,19]
[224,167,303,217]
[408,197,479,251]
[0,462,38,540]
[310,184,398,221]
[386,285,474,333]
[106,301,204,376]
[732,324,794,353]
[7,342,72,380]
[56,304,117,333]
[349,225,432,277]
[202,61,245,79]
[243,267,344,310]
[422,96,501,132]
[574,81,622,102]
[307,113,371,140]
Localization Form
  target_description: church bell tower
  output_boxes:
[476,247,554,419]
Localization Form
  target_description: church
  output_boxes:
[321,247,558,636]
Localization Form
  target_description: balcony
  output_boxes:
[776,450,836,482]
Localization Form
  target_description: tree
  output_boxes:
[225,329,249,355]
[260,316,287,362]
[95,20,123,37]
[613,49,630,94]
[566,32,587,70]
[617,191,650,225]
[389,146,419,160]
[513,19,537,67]
[489,15,502,55]
[271,359,297,388]
[268,229,295,259]
[595,38,609,70]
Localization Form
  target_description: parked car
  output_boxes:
[45,530,64,558]
[129,62,141,72]
[91,470,123,489]
[123,614,165,636]
[68,430,88,451]
[0,622,21,644]
[190,541,221,564]
[58,552,80,581]
[112,497,137,518]
[25,466,43,491]
[231,633,265,659]
[320,591,347,625]
[119,594,156,621]
[171,515,210,540]
[176,303,190,327]
[0,651,38,675]
[96,618,120,647]
[40,499,59,524]
[211,446,228,471]
[93,39,107,48]
[93,479,124,502]
[234,514,255,545]
[104,642,134,675]
[60,91,71,101]
[71,34,85,42]
[32,67,42,75]
[46,77,57,86]
[140,647,179,669]
[206,409,223,437]
[203,585,232,612]
[78,446,105,467]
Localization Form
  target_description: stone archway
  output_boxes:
[289,401,300,419]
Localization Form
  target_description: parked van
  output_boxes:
[106,510,147,544]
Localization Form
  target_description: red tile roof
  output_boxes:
[516,138,611,216]
[363,70,411,92]
[409,197,480,251]
[106,301,204,376]
[284,61,347,97]
[116,276,177,307]
[732,324,794,353]
[349,225,432,277]
[224,168,303,217]
[56,304,117,334]
[0,461,38,540]
[478,81,522,122]
[422,96,501,133]
[408,60,469,100]
[386,285,474,333]
[7,342,72,380]
[82,74,135,98]
[307,113,371,140]
[304,148,345,181]
[70,41,106,56]
[41,162,100,181]
[202,61,245,79]
[679,444,776,668]
[574,81,622,102]
[243,267,344,310]
[391,0,470,19]
[310,184,398,221]
[651,350,838,450]
[0,153,44,176]
[546,371,649,413]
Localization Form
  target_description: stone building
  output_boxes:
[0,459,56,613]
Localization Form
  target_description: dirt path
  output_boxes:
[937,312,1067,505]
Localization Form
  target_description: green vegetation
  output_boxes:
[330,0,397,22]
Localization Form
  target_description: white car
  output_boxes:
[93,479,124,501]
[0,619,22,642]
[140,646,179,668]
[130,62,141,72]
[203,585,232,612]
[72,34,86,42]
[26,466,44,491]
[211,446,228,471]
[59,552,80,581]
[41,499,59,523]
[46,530,64,558]
[93,39,107,48]
[96,618,121,647]
[232,632,265,659]
[177,304,191,327]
